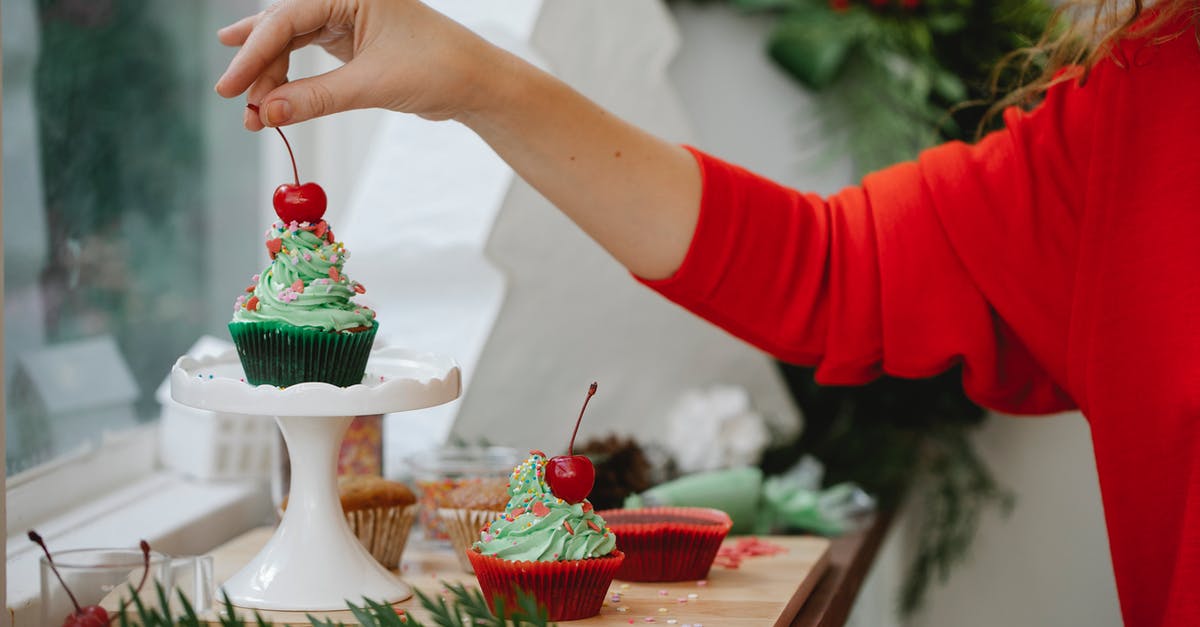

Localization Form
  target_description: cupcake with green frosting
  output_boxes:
[467,450,624,621]
[229,218,378,387]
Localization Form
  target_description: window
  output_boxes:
[3,0,263,475]
[1,0,532,483]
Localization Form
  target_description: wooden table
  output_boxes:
[790,512,895,627]
[207,527,831,626]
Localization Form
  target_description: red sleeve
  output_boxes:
[639,81,1093,415]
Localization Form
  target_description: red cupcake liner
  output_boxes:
[599,507,733,582]
[466,549,624,621]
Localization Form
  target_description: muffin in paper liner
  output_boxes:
[407,451,521,542]
[228,320,377,387]
[599,507,732,582]
[439,508,505,573]
[467,549,624,621]
[345,503,420,570]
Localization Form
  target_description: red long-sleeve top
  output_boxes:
[639,18,1200,627]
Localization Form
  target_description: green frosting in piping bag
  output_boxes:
[474,451,617,561]
[232,220,375,332]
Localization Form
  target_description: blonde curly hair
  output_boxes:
[984,0,1199,128]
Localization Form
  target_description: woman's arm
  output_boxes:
[215,0,1082,414]
[458,57,702,282]
[214,0,699,280]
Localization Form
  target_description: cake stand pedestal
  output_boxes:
[170,348,461,612]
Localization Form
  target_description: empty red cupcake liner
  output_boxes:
[599,507,733,582]
[466,549,624,621]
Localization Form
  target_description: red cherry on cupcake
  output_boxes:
[545,382,598,504]
[273,183,326,224]
[247,104,327,224]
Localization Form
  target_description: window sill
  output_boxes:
[6,471,270,624]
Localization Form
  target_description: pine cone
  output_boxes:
[578,434,654,511]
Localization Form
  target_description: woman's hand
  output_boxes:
[215,0,501,129]
[216,0,701,280]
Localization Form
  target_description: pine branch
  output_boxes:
[154,582,173,627]
[512,588,553,627]
[363,597,415,626]
[176,589,203,627]
[412,586,460,627]
[345,600,382,627]
[218,591,245,627]
[440,583,503,627]
[97,572,550,626]
[129,587,157,627]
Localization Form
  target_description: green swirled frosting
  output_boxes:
[474,451,616,561]
[231,220,375,332]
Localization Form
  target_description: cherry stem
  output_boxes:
[247,104,300,185]
[28,530,84,615]
[568,382,598,456]
[110,540,152,624]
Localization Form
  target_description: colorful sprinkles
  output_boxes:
[601,582,717,625]
[232,220,374,325]
[714,537,787,569]
[476,449,618,560]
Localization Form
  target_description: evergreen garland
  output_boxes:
[112,582,554,627]
[731,0,1054,169]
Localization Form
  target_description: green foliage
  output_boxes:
[900,428,1014,613]
[35,0,203,231]
[764,364,1014,615]
[730,0,1053,173]
[413,582,551,627]
[17,0,210,452]
[110,582,554,627]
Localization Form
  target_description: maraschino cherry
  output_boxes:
[545,382,599,504]
[247,103,327,224]
[29,530,151,627]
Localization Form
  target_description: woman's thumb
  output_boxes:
[258,64,369,126]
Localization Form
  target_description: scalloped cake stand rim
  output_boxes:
[169,346,462,417]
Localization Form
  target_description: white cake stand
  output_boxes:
[170,347,461,611]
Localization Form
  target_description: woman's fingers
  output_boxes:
[215,0,336,98]
[245,52,293,130]
[258,60,375,126]
[217,13,258,47]
[215,0,489,122]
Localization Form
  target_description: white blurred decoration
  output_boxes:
[156,336,275,480]
[664,385,772,473]
[10,336,139,464]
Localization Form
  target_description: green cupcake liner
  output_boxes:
[228,320,378,387]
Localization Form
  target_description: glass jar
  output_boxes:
[404,446,522,543]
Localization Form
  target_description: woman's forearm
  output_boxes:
[457,50,701,281]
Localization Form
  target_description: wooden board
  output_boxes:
[205,527,830,626]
